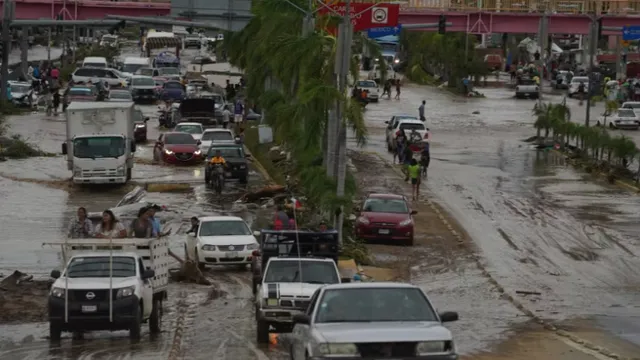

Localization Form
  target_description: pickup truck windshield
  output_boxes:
[73,136,125,158]
[66,256,136,278]
[208,147,243,158]
[203,131,233,141]
[122,64,145,74]
[315,288,437,323]
[264,261,339,284]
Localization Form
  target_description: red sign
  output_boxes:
[317,3,400,32]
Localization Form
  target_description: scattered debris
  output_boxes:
[242,184,286,203]
[516,290,542,296]
[0,271,51,324]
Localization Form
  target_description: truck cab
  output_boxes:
[46,239,170,341]
[61,102,137,184]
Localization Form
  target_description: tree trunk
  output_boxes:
[326,106,338,179]
[335,124,348,246]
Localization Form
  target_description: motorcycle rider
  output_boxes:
[209,150,228,186]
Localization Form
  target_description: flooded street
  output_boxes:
[1,46,640,359]
[353,82,640,357]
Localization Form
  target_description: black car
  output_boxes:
[204,144,249,184]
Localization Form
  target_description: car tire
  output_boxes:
[49,321,62,342]
[406,237,414,246]
[129,304,142,341]
[126,169,132,181]
[609,123,615,129]
[149,298,162,334]
[256,318,270,344]
[239,176,248,184]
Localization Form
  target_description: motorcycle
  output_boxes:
[158,107,176,128]
[207,164,225,194]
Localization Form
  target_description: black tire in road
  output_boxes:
[256,318,270,344]
[129,304,142,340]
[49,321,62,342]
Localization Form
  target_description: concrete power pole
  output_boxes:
[585,14,597,127]
[1,0,14,102]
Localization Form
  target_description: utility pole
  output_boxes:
[585,14,597,127]
[1,0,14,102]
[20,27,28,76]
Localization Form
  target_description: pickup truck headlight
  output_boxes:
[51,287,65,298]
[202,245,217,251]
[315,343,358,356]
[416,341,448,354]
[116,286,136,299]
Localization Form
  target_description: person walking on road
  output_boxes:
[394,79,401,100]
[418,100,426,121]
[234,100,244,124]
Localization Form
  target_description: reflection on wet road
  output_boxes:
[354,82,640,351]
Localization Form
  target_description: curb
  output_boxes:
[243,144,276,185]
[365,150,630,360]
[550,149,640,194]
[167,291,189,360]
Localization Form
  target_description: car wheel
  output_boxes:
[149,298,162,334]
[126,168,132,181]
[406,237,414,246]
[129,304,142,340]
[49,321,62,342]
[609,123,615,129]
[256,318,270,344]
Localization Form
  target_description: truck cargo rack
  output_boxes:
[258,230,339,269]
[42,238,171,324]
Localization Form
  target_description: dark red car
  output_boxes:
[153,132,204,164]
[354,193,417,246]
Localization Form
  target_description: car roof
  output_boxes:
[199,215,245,222]
[110,89,130,93]
[164,132,193,136]
[204,128,232,133]
[71,251,138,258]
[268,257,335,263]
[209,143,242,148]
[322,282,418,291]
[397,119,425,125]
[393,114,417,118]
[67,101,133,111]
[366,193,405,200]
[131,75,153,79]
[176,122,204,127]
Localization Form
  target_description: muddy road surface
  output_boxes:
[353,81,640,357]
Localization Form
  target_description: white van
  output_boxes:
[82,57,108,68]
[121,57,151,77]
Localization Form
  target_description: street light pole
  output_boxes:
[585,14,597,127]
[1,0,14,102]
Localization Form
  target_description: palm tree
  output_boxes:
[532,102,555,140]
[223,0,368,213]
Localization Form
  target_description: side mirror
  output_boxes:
[384,121,389,124]
[197,140,202,145]
[131,142,136,152]
[187,232,196,237]
[50,270,61,279]
[142,269,155,279]
[61,143,67,155]
[340,277,351,283]
[292,313,310,325]
[410,210,418,215]
[144,117,150,122]
[253,230,261,237]
[245,154,252,158]
[439,311,459,323]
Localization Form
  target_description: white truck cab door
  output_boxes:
[139,259,154,319]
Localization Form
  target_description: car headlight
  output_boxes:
[51,287,65,298]
[246,243,259,250]
[356,216,369,225]
[239,164,246,169]
[73,166,82,177]
[399,218,413,226]
[202,244,217,251]
[135,124,146,129]
[315,343,358,356]
[394,59,400,63]
[116,165,125,176]
[116,286,136,299]
[164,149,174,155]
[194,150,202,156]
[416,341,449,354]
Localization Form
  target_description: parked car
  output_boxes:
[185,216,259,269]
[568,76,589,97]
[484,54,503,71]
[515,77,540,99]
[129,75,158,103]
[620,101,640,117]
[608,109,640,130]
[72,67,128,87]
[108,89,133,102]
[99,34,119,47]
[153,132,204,164]
[8,81,35,107]
[384,116,425,151]
[67,86,97,102]
[160,81,185,101]
[354,193,417,245]
[354,80,379,102]
[289,282,459,360]
[184,34,202,49]
[368,63,395,82]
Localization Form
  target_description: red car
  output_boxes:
[354,193,417,246]
[153,132,204,164]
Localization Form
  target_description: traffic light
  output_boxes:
[438,14,446,35]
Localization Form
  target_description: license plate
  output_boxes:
[378,229,390,234]
[82,305,97,313]
[225,251,238,258]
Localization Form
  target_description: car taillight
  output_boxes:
[252,250,260,256]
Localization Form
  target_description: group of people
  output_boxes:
[67,205,170,239]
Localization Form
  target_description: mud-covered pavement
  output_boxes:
[352,81,640,358]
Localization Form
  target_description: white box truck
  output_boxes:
[62,102,136,184]
[45,238,171,341]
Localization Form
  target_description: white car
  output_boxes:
[72,67,128,87]
[289,282,459,359]
[99,34,119,48]
[515,78,539,99]
[385,116,426,151]
[621,101,640,118]
[200,128,236,151]
[186,216,260,268]
[368,64,395,82]
[568,76,589,97]
[608,109,640,130]
[174,122,204,141]
[354,80,379,102]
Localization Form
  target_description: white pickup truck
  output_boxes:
[46,238,171,341]
[255,257,348,344]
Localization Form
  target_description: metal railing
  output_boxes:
[402,0,640,14]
